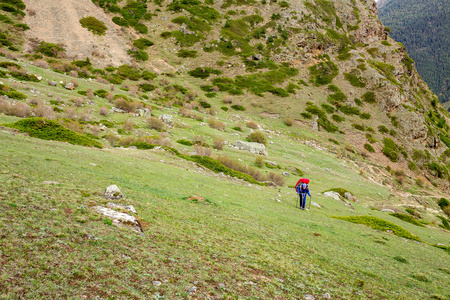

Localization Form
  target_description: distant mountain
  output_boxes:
[378,0,450,105]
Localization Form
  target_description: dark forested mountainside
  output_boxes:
[378,0,450,105]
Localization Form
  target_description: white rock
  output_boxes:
[234,140,268,156]
[105,185,124,200]
[323,191,341,201]
[381,209,395,213]
[93,206,142,232]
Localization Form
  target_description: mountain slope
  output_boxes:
[378,0,450,104]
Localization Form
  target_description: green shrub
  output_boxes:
[37,42,65,57]
[360,113,371,119]
[301,112,313,119]
[305,105,325,118]
[339,105,360,116]
[247,131,266,145]
[344,73,366,87]
[378,125,389,133]
[308,61,338,86]
[352,123,365,131]
[188,67,222,78]
[336,53,352,61]
[411,273,429,282]
[364,143,375,153]
[0,61,21,69]
[329,138,340,145]
[133,38,154,49]
[437,216,450,230]
[362,92,376,103]
[321,103,334,114]
[428,163,447,178]
[231,104,245,111]
[438,198,449,209]
[177,49,198,58]
[117,65,141,80]
[139,83,156,92]
[128,50,148,61]
[333,215,422,241]
[331,114,345,123]
[382,138,399,162]
[79,16,107,35]
[6,118,102,148]
[389,213,425,227]
[366,134,377,143]
[393,256,408,263]
[177,139,194,146]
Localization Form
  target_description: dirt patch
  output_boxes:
[23,0,131,67]
[261,112,280,118]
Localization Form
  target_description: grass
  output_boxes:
[1,130,448,299]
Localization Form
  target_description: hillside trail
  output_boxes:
[22,0,131,66]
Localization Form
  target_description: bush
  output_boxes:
[308,61,338,85]
[247,131,266,145]
[246,121,258,129]
[133,38,154,49]
[360,113,371,119]
[146,117,165,131]
[177,139,194,146]
[362,92,376,104]
[344,73,366,87]
[267,172,285,186]
[331,114,345,123]
[284,118,293,126]
[177,49,198,58]
[37,41,65,57]
[382,138,399,162]
[231,104,245,111]
[389,213,425,227]
[213,137,225,150]
[438,198,449,210]
[5,118,102,148]
[333,215,422,241]
[208,118,226,131]
[79,16,107,35]
[188,67,222,79]
[364,143,375,153]
[378,125,389,133]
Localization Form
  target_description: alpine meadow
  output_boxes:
[0,0,449,299]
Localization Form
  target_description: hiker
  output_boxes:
[296,182,311,210]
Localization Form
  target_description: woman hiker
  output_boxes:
[296,182,311,210]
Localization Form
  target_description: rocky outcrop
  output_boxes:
[159,114,174,127]
[234,141,268,156]
[93,206,142,232]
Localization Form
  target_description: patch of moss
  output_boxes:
[5,118,103,148]
[333,215,422,241]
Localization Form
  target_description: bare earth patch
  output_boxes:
[23,0,131,66]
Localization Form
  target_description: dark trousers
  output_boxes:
[299,193,307,209]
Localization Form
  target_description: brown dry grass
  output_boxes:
[146,117,165,131]
[208,118,226,131]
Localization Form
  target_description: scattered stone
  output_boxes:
[42,181,59,185]
[111,107,126,113]
[322,293,331,299]
[64,82,74,90]
[189,286,197,293]
[219,283,225,288]
[159,114,174,127]
[233,140,268,156]
[153,281,162,286]
[48,81,57,86]
[304,295,315,300]
[104,185,124,200]
[311,201,322,208]
[93,206,142,232]
[266,161,277,167]
[282,171,290,177]
[107,202,136,213]
[381,209,395,213]
[344,192,358,203]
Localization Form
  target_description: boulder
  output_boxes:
[282,171,290,177]
[93,206,142,232]
[111,107,126,113]
[48,81,57,86]
[107,202,136,213]
[159,114,174,127]
[105,185,124,200]
[234,140,268,156]
[344,192,358,203]
[323,191,341,201]
[64,82,74,90]
[381,209,395,213]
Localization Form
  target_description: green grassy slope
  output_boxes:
[1,129,449,299]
